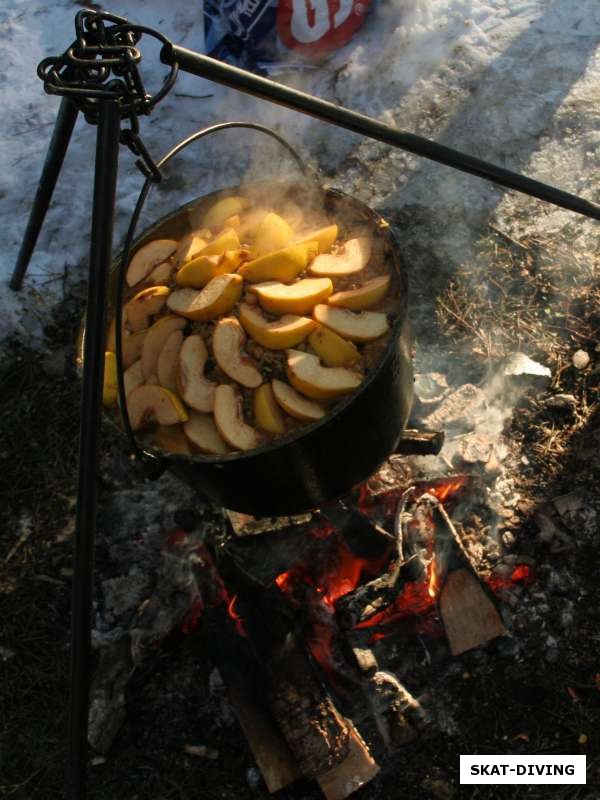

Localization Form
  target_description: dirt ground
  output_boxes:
[1,230,599,800]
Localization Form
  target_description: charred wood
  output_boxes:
[394,428,445,456]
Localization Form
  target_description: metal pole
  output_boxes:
[162,44,600,222]
[67,99,120,800]
[10,97,79,290]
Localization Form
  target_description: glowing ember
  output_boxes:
[227,594,247,638]
[487,564,535,593]
[427,557,442,599]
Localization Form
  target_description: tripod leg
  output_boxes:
[67,100,120,800]
[10,97,79,290]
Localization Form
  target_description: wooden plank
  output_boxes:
[439,568,507,656]
[317,721,380,800]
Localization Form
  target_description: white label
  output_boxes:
[460,755,586,784]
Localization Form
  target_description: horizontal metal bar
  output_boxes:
[161,43,600,222]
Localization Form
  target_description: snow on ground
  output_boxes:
[0,0,599,343]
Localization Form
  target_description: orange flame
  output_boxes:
[226,594,247,637]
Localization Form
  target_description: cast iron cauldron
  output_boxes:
[88,123,414,517]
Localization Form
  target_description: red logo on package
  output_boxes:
[277,0,372,58]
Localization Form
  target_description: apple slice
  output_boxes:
[123,359,145,397]
[127,384,188,431]
[126,239,178,287]
[223,214,241,230]
[328,275,391,311]
[249,277,332,315]
[309,237,372,277]
[220,249,246,271]
[174,233,209,268]
[125,285,170,332]
[177,335,217,413]
[308,325,361,367]
[153,425,191,455]
[272,379,325,421]
[122,329,148,369]
[313,304,389,342]
[202,196,249,229]
[103,352,118,406]
[286,349,362,400]
[213,318,263,389]
[254,383,285,434]
[238,207,269,240]
[198,227,240,257]
[251,212,294,258]
[141,315,186,379]
[214,384,262,452]
[175,254,224,289]
[294,223,338,254]
[167,273,243,321]
[239,242,317,284]
[184,412,230,455]
[148,261,173,284]
[157,329,184,393]
[239,303,316,349]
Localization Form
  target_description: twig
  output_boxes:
[488,223,530,251]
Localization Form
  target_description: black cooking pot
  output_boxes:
[93,123,414,516]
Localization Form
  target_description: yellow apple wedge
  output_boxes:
[309,237,372,277]
[251,212,294,258]
[141,315,186,379]
[147,261,173,284]
[122,329,148,369]
[202,196,249,229]
[239,303,316,349]
[127,384,188,431]
[175,255,224,289]
[183,412,230,455]
[237,207,269,240]
[254,384,286,434]
[294,224,338,254]
[286,349,362,400]
[239,242,317,284]
[125,286,170,332]
[126,239,178,287]
[219,249,246,272]
[177,335,217,413]
[212,318,263,388]
[223,214,241,230]
[153,425,191,454]
[313,304,389,342]
[102,352,118,406]
[174,233,209,268]
[328,275,391,311]
[198,227,240,257]
[123,360,145,397]
[214,384,262,452]
[167,274,243,321]
[271,379,325,421]
[157,329,184,393]
[249,277,332,315]
[308,325,361,368]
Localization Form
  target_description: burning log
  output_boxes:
[439,568,506,656]
[335,561,419,630]
[317,722,379,800]
[394,428,445,456]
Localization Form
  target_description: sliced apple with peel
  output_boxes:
[214,384,262,452]
[141,315,186,379]
[126,239,177,287]
[309,237,372,277]
[272,379,325,421]
[174,233,209,267]
[254,383,285,434]
[153,425,191,454]
[125,286,170,332]
[294,223,338,254]
[177,335,217,413]
[176,255,224,289]
[286,349,362,400]
[127,384,188,431]
[103,352,118,406]
[213,318,263,388]
[251,212,294,258]
[239,303,316,349]
[184,412,230,455]
[123,360,144,397]
[239,242,317,284]
[148,261,173,284]
[198,227,240,257]
[328,275,391,311]
[202,196,249,229]
[167,273,243,321]
[157,329,184,392]
[249,277,332,315]
[220,249,246,272]
[122,329,147,369]
[313,304,389,342]
[308,325,361,367]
